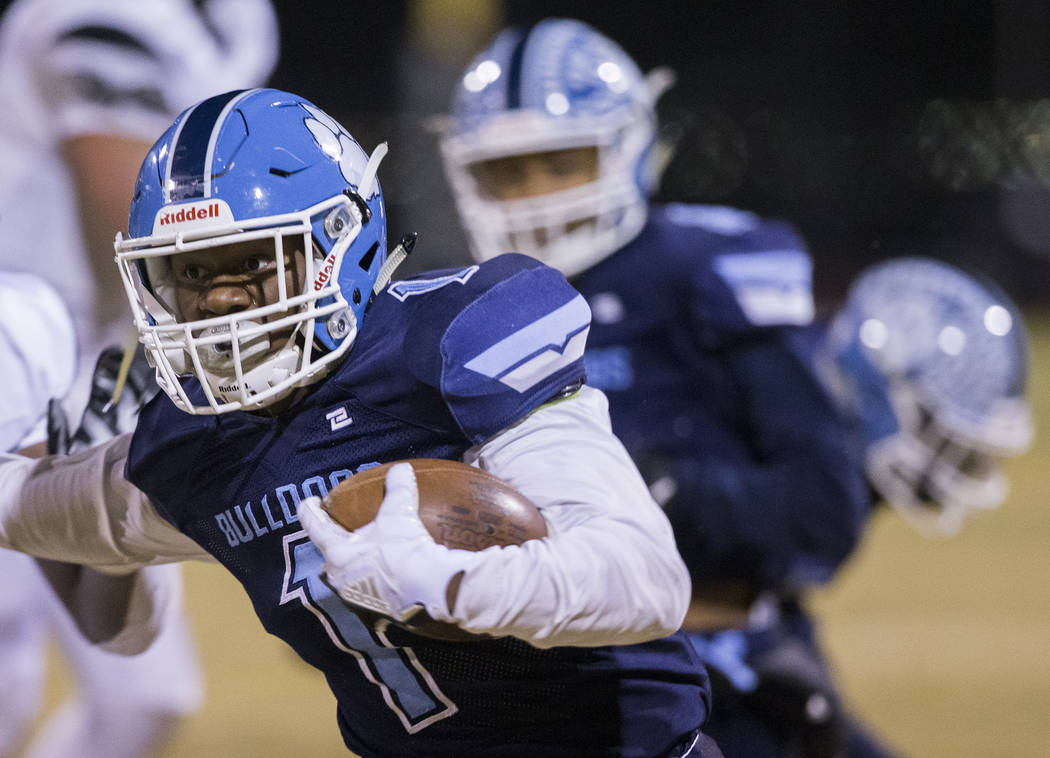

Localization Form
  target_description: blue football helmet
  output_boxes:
[115,89,391,414]
[817,257,1033,536]
[440,18,674,277]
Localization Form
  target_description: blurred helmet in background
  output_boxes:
[441,17,674,277]
[817,256,1033,536]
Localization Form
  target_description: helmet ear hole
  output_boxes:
[357,242,379,272]
[323,199,363,241]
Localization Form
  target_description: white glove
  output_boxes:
[299,462,484,624]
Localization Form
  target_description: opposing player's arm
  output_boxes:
[32,558,183,655]
[16,435,162,652]
[0,435,211,572]
[0,438,208,655]
[62,133,153,335]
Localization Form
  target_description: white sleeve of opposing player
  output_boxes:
[454,385,691,648]
[95,563,184,655]
[0,435,212,570]
[0,273,76,451]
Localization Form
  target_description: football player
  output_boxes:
[0,88,723,758]
[438,17,878,758]
[729,255,1034,758]
[0,272,196,758]
[0,1,277,755]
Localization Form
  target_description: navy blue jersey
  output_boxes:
[126,254,710,758]
[575,205,869,592]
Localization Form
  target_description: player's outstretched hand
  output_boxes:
[299,463,483,624]
[48,344,158,455]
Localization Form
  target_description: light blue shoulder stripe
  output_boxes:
[464,294,590,392]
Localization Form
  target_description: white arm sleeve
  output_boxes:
[96,563,185,654]
[454,385,691,648]
[0,272,76,451]
[0,435,212,570]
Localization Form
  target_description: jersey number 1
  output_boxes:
[280,532,458,733]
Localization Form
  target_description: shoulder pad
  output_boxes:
[710,247,814,327]
[659,206,815,331]
[386,255,590,443]
[663,203,762,235]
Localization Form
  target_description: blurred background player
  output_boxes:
[721,255,1036,758]
[0,1,278,756]
[0,271,198,758]
[439,17,878,757]
[660,257,1034,757]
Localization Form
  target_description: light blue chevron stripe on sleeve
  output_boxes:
[464,295,591,392]
[713,249,814,325]
[387,266,480,301]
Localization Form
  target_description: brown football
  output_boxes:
[321,458,547,641]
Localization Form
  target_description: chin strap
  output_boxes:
[644,66,677,104]
[372,233,417,295]
[101,330,146,413]
[359,142,388,200]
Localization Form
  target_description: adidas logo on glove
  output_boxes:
[337,576,392,616]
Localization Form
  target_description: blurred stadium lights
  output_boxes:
[919,99,1050,191]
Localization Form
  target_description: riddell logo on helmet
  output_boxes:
[159,203,220,226]
[312,252,338,290]
[152,198,235,234]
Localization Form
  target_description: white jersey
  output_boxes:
[0,271,76,451]
[0,0,279,364]
[0,271,201,757]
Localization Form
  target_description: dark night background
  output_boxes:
[272,1,1050,312]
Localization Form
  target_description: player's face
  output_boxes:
[171,237,306,333]
[469,147,599,201]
